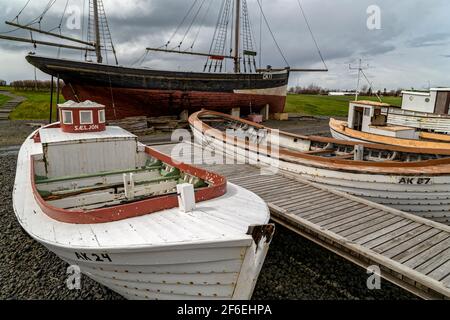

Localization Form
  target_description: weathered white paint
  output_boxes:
[401,91,435,113]
[193,126,450,224]
[13,126,273,300]
[40,127,138,178]
[234,85,288,97]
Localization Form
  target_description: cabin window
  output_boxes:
[364,108,370,117]
[62,110,73,125]
[425,98,430,103]
[80,111,93,124]
[98,110,106,123]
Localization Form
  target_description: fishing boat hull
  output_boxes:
[330,118,450,150]
[13,124,274,300]
[42,236,270,300]
[26,55,289,120]
[190,111,450,225]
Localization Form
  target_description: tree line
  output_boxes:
[9,80,64,91]
[288,84,403,97]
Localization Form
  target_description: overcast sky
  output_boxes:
[1,0,450,91]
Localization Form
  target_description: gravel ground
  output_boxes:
[0,118,417,300]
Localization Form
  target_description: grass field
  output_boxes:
[0,87,64,120]
[285,94,402,117]
[1,85,402,120]
[0,94,11,108]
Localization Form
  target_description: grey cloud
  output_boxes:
[408,33,450,48]
[1,0,450,91]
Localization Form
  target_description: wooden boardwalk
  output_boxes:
[0,91,25,120]
[153,142,450,299]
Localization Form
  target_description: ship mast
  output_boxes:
[233,0,241,73]
[93,0,103,64]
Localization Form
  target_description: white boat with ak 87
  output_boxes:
[13,101,274,300]
[190,110,450,225]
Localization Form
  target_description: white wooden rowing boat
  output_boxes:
[190,110,450,225]
[13,101,274,300]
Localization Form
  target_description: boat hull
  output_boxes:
[192,125,450,225]
[26,55,289,120]
[44,238,270,300]
[13,126,274,300]
[62,84,287,119]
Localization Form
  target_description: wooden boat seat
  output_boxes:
[303,149,335,155]
[334,153,354,159]
[35,163,162,185]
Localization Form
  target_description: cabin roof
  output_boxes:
[58,100,105,109]
[401,91,430,96]
[39,126,136,145]
[351,100,391,107]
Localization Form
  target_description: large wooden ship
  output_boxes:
[1,0,326,120]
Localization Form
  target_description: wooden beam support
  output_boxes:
[5,21,95,47]
[0,34,96,51]
[146,47,234,60]
[257,68,328,73]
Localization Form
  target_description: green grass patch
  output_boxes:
[0,93,12,108]
[2,88,65,120]
[285,94,402,117]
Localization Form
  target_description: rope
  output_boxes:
[165,0,199,47]
[255,0,289,67]
[187,0,214,50]
[296,0,327,69]
[360,69,382,102]
[0,0,52,34]
[259,0,263,68]
[14,0,32,21]
[207,0,226,55]
[173,0,206,50]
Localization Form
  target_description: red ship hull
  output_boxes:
[62,85,287,119]
[27,55,289,120]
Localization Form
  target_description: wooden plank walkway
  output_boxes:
[152,142,450,299]
[0,91,25,120]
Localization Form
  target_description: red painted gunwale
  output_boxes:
[189,109,450,175]
[31,145,227,224]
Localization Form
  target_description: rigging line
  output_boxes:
[296,0,327,69]
[132,50,147,66]
[255,0,289,67]
[14,0,32,21]
[0,0,52,34]
[81,0,86,60]
[360,69,382,102]
[207,0,226,54]
[259,0,263,68]
[187,0,214,50]
[37,0,57,25]
[165,0,199,47]
[173,0,207,50]
[48,0,70,33]
[58,0,70,29]
[22,0,56,28]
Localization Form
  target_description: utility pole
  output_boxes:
[234,0,241,73]
[349,59,368,101]
[93,0,103,64]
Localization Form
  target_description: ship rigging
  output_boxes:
[0,0,328,119]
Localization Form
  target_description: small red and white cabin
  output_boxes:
[59,100,106,133]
